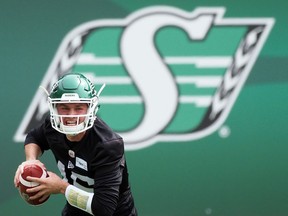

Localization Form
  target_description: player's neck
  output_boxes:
[66,131,86,142]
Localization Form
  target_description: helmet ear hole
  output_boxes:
[51,83,58,93]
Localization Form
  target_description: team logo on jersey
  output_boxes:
[68,161,75,170]
[14,6,274,150]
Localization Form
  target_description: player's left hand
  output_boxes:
[26,171,69,202]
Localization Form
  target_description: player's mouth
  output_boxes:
[66,120,77,126]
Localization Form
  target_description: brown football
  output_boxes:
[19,164,50,205]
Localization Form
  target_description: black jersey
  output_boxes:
[25,116,137,216]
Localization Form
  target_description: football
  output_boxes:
[19,164,50,205]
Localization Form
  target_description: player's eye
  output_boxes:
[60,107,69,111]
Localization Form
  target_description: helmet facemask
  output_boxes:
[49,96,98,135]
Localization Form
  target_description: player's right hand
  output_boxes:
[14,160,46,188]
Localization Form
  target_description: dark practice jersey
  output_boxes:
[25,116,137,216]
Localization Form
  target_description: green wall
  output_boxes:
[1,1,287,215]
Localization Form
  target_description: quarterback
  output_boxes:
[14,73,138,216]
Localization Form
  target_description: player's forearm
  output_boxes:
[65,185,94,215]
[24,143,42,160]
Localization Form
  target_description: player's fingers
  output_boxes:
[13,176,19,187]
[13,172,19,187]
[38,194,50,202]
[14,165,23,187]
[24,160,46,169]
[28,191,43,201]
[26,185,42,194]
[26,176,45,184]
[13,177,19,187]
[26,187,37,194]
[27,186,50,201]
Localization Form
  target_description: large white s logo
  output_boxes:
[120,11,213,145]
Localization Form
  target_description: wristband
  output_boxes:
[65,185,93,215]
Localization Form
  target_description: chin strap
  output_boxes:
[39,85,50,96]
[59,121,85,135]
[65,185,94,215]
[97,83,106,97]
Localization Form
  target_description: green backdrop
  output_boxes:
[1,0,287,215]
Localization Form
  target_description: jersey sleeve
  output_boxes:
[90,137,126,216]
[24,117,51,153]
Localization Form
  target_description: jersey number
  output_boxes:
[58,161,94,191]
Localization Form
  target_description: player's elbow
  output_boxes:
[91,192,119,216]
[92,205,115,216]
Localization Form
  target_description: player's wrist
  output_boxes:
[25,159,38,162]
[60,182,70,194]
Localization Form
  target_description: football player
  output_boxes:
[14,73,138,216]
